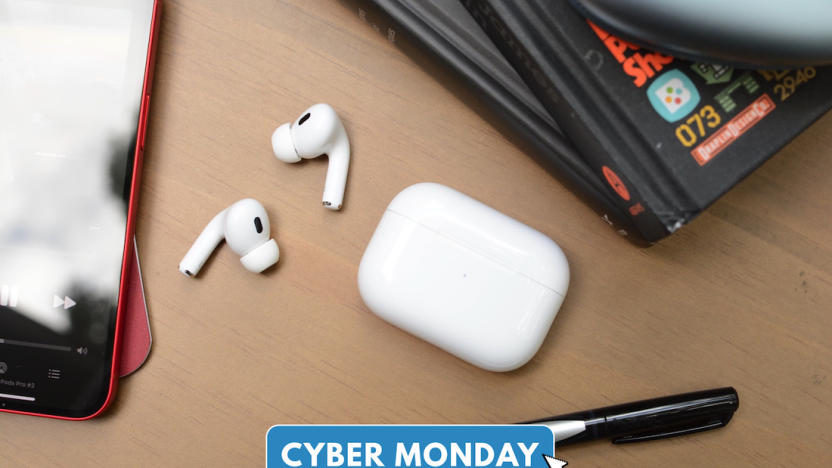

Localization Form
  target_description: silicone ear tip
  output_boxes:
[240,239,280,273]
[272,124,300,163]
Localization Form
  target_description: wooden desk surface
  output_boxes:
[4,1,832,466]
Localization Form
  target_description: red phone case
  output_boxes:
[82,0,163,419]
[119,238,152,378]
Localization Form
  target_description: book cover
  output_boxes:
[464,0,832,242]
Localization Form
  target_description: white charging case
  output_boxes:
[358,183,569,372]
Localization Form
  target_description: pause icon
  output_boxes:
[0,285,19,308]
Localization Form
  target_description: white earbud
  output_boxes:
[179,198,279,277]
[271,103,351,210]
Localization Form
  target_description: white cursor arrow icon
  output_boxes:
[543,454,568,468]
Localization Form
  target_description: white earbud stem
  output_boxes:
[179,209,227,277]
[321,136,350,210]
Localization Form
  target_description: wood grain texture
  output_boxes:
[3,0,832,466]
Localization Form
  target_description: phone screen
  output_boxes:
[0,0,154,418]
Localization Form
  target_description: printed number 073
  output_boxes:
[676,105,721,147]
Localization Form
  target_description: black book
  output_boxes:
[463,0,832,242]
[340,0,642,242]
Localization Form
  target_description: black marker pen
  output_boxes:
[526,387,739,446]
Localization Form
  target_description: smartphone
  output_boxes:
[0,0,161,419]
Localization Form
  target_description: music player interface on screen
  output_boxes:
[0,0,151,415]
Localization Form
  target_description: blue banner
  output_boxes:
[266,425,558,468]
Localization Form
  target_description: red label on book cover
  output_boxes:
[602,166,631,201]
[691,94,776,166]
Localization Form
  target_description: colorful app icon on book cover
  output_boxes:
[647,70,700,122]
